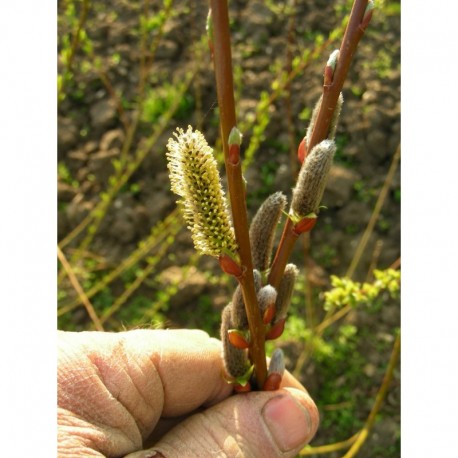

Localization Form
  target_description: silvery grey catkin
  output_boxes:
[221,304,250,378]
[249,192,287,272]
[257,285,277,318]
[291,139,336,218]
[274,263,298,323]
[268,348,285,376]
[231,269,262,329]
[305,93,343,149]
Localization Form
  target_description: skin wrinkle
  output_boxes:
[91,353,148,437]
[59,333,144,455]
[58,408,115,457]
[87,351,143,448]
[157,414,223,457]
[96,338,155,435]
[150,330,231,418]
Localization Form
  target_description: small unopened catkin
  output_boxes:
[274,263,298,323]
[268,348,285,376]
[221,304,250,378]
[249,192,287,272]
[257,285,277,318]
[231,269,262,329]
[291,139,336,218]
[305,93,344,148]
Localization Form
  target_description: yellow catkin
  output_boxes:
[166,126,238,257]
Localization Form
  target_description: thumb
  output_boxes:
[125,387,319,458]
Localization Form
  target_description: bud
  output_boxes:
[290,139,336,218]
[263,372,282,391]
[266,318,286,340]
[234,382,252,393]
[274,263,298,322]
[263,348,285,391]
[302,93,343,163]
[221,304,250,378]
[257,285,277,325]
[293,215,317,235]
[228,126,243,165]
[228,329,250,349]
[297,137,308,163]
[219,254,243,278]
[166,126,238,258]
[231,269,262,329]
[268,348,285,376]
[361,1,375,29]
[249,192,287,272]
[327,49,340,71]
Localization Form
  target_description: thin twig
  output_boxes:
[346,144,401,278]
[300,433,359,455]
[300,332,400,456]
[342,332,400,458]
[66,0,90,72]
[57,246,104,331]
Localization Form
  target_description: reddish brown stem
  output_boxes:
[268,0,371,287]
[307,0,370,153]
[268,219,299,290]
[210,0,267,388]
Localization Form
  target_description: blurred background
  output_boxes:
[58,0,400,456]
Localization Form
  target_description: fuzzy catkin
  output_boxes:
[305,93,344,148]
[166,126,238,257]
[221,304,250,378]
[291,139,336,218]
[268,348,285,376]
[274,263,298,323]
[249,192,287,272]
[231,269,262,329]
[257,285,277,317]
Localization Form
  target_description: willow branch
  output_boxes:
[57,246,104,331]
[268,0,371,290]
[210,0,267,387]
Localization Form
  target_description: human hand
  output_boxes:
[58,329,319,457]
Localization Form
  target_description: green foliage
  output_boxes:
[142,85,194,124]
[324,268,400,311]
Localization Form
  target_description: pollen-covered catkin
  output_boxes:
[291,139,336,218]
[221,304,250,378]
[231,269,262,329]
[166,126,238,258]
[274,263,298,323]
[249,192,287,272]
